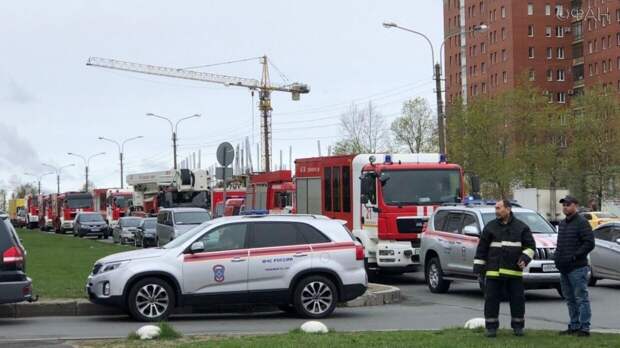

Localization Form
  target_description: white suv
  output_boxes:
[86,215,367,321]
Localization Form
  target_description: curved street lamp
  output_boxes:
[146,113,201,169]
[67,152,106,191]
[98,136,143,188]
[24,172,55,195]
[41,163,75,194]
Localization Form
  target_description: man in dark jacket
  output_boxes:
[554,195,595,337]
[474,199,536,338]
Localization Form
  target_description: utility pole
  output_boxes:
[42,163,75,194]
[434,63,446,154]
[67,152,106,191]
[25,172,54,195]
[147,113,200,170]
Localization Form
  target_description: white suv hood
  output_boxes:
[97,248,167,264]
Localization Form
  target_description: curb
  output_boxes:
[0,283,400,318]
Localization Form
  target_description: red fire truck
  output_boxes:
[211,188,246,217]
[50,192,94,233]
[39,194,54,231]
[295,153,465,274]
[245,170,295,214]
[24,194,40,229]
[93,188,134,226]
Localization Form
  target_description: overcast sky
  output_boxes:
[0,0,443,194]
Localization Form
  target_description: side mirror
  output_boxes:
[190,241,205,254]
[463,225,480,237]
[470,175,481,195]
[361,195,369,204]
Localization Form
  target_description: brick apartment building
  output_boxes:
[444,0,620,105]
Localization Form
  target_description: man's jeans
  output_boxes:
[560,266,591,332]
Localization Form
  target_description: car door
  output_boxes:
[247,221,311,299]
[591,226,613,279]
[607,228,620,280]
[451,213,481,276]
[441,212,464,273]
[182,222,249,304]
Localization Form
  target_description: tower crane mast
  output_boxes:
[86,56,310,172]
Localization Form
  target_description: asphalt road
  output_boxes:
[1,273,618,344]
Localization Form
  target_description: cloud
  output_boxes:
[1,77,36,104]
[0,121,41,173]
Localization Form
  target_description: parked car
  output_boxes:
[86,215,367,321]
[580,211,620,230]
[112,217,143,245]
[0,211,34,304]
[421,205,562,296]
[589,222,620,286]
[134,217,157,248]
[73,212,109,239]
[156,207,211,246]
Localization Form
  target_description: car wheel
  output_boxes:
[293,275,337,319]
[127,277,175,322]
[425,257,450,293]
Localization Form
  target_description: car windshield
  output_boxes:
[596,212,618,219]
[66,196,93,209]
[161,221,215,249]
[80,214,104,222]
[120,218,142,227]
[143,219,156,229]
[174,212,211,225]
[381,169,462,205]
[482,212,556,234]
[114,196,130,208]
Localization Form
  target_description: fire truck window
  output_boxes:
[342,166,351,213]
[296,223,331,243]
[324,167,332,211]
[250,222,306,248]
[361,173,377,205]
[333,167,341,212]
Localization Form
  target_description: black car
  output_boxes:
[134,217,157,248]
[0,212,34,304]
[73,212,109,239]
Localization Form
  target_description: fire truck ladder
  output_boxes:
[86,56,310,172]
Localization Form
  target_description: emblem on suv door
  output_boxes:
[213,264,225,282]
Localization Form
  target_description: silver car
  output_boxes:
[113,217,143,245]
[589,222,620,285]
[156,208,211,246]
[86,215,367,321]
[421,205,562,296]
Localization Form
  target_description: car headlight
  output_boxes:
[101,261,126,273]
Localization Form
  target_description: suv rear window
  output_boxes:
[296,223,331,244]
[250,222,306,248]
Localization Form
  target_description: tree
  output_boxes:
[390,98,437,153]
[13,183,37,198]
[81,181,96,192]
[567,86,620,208]
[332,101,390,155]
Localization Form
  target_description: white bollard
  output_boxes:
[300,321,329,334]
[136,325,161,340]
[464,317,486,329]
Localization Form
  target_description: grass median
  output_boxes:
[80,329,620,348]
[17,228,134,299]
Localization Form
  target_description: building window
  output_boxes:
[589,64,593,76]
[481,62,486,73]
[529,69,536,81]
[546,26,552,37]
[557,69,565,81]
[547,69,553,81]
[482,82,487,93]
[603,60,608,73]
[588,41,594,54]
[528,25,534,37]
[545,4,551,16]
[603,36,608,50]
[502,27,506,40]
[502,49,507,61]
[528,3,534,16]
[501,6,506,18]
[547,47,553,59]
[557,47,565,59]
[528,47,535,59]
[556,26,564,37]
[481,42,486,53]
[503,71,508,83]
[555,5,563,17]
[557,92,566,104]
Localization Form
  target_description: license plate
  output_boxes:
[92,228,100,231]
[542,264,558,273]
[413,248,420,255]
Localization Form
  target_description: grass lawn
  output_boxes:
[78,329,620,348]
[17,228,135,299]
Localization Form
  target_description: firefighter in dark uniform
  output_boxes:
[473,199,536,337]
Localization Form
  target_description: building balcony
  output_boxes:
[572,36,583,44]
[573,57,584,66]
[573,78,585,89]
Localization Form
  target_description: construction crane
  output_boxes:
[86,56,310,172]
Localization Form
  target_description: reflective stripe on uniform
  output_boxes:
[502,241,522,247]
[490,242,502,247]
[474,259,487,265]
[486,268,523,277]
[486,318,499,323]
[486,270,500,277]
[523,248,534,258]
[512,318,525,322]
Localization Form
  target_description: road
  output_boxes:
[1,273,618,344]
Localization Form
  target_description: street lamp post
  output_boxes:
[382,22,488,154]
[24,172,55,195]
[98,136,143,188]
[67,152,106,191]
[146,113,201,169]
[41,163,75,194]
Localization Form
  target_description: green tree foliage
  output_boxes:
[14,183,38,198]
[390,97,438,153]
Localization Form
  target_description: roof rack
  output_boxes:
[240,213,330,220]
